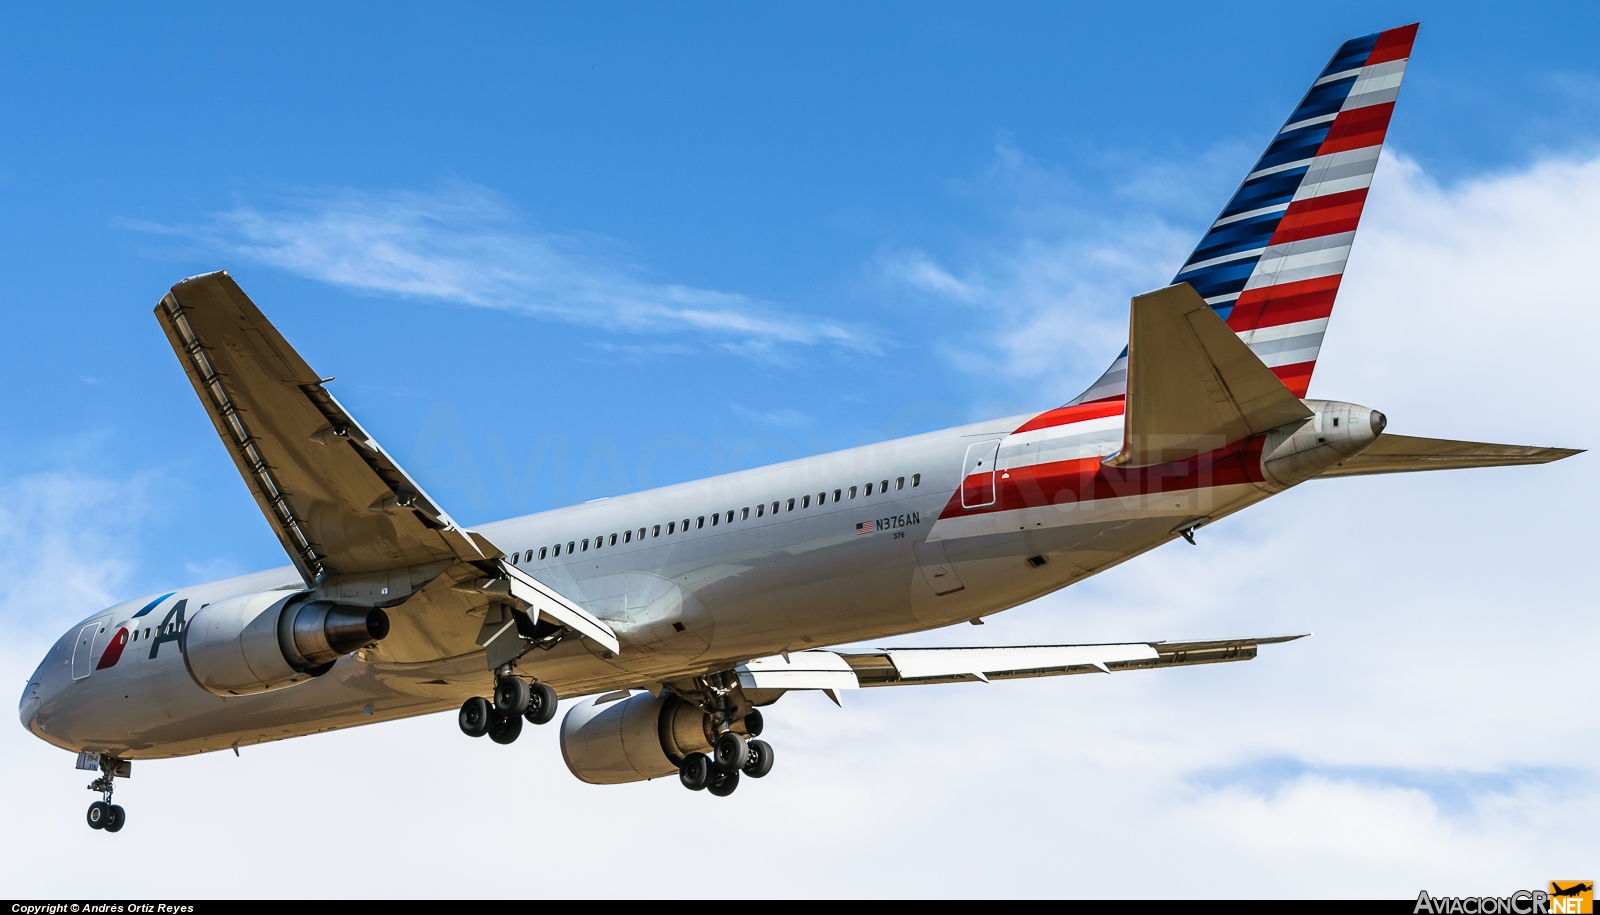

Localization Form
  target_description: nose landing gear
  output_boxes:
[458,673,558,744]
[80,753,128,832]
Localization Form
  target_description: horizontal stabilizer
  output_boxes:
[737,635,1306,696]
[1107,284,1313,468]
[1319,433,1582,478]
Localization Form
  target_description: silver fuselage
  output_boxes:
[19,400,1377,759]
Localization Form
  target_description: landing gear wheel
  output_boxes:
[742,739,775,778]
[524,683,558,726]
[104,804,126,833]
[458,696,493,737]
[488,712,523,745]
[87,801,109,830]
[494,677,530,716]
[713,731,749,772]
[707,769,740,797]
[679,753,712,791]
[743,708,764,737]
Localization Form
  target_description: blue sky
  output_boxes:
[2,4,1597,895]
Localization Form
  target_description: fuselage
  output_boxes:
[19,398,1381,759]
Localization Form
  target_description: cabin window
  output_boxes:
[741,507,750,520]
[726,510,734,523]
[594,535,604,549]
[896,477,905,490]
[623,531,631,543]
[881,479,889,492]
[865,482,874,495]
[553,544,562,556]
[652,525,661,537]
[581,539,589,551]
[756,503,765,517]
[817,492,826,504]
[511,552,520,564]
[913,473,921,487]
[609,534,618,546]
[801,495,810,508]
[668,521,676,534]
[849,485,858,499]
[771,501,780,514]
[639,528,647,540]
[786,498,795,511]
[834,489,842,502]
[711,513,718,526]
[697,516,705,529]
[540,547,549,559]
[568,541,576,553]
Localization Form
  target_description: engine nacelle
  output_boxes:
[182,590,390,696]
[560,692,717,785]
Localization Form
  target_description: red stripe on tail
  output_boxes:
[1268,188,1369,245]
[1366,23,1419,66]
[1226,274,1342,332]
[1317,102,1395,156]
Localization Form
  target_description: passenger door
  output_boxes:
[70,620,106,680]
[961,440,1002,509]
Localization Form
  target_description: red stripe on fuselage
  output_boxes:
[1317,103,1395,157]
[95,627,129,670]
[1013,398,1125,434]
[1366,23,1418,66]
[1267,188,1368,246]
[940,437,1268,520]
[1226,273,1342,332]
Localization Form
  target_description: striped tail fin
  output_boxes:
[1071,23,1418,405]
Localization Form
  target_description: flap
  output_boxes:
[839,634,1307,687]
[155,272,493,583]
[736,651,860,691]
[489,562,620,655]
[1319,433,1582,478]
[1107,284,1313,468]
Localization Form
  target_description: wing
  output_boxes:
[1318,433,1582,478]
[156,271,618,661]
[1106,284,1313,468]
[736,634,1306,699]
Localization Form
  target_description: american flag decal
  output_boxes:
[856,520,875,535]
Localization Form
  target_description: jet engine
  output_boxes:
[560,691,718,784]
[181,590,390,696]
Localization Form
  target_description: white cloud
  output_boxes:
[4,151,1597,897]
[133,182,876,356]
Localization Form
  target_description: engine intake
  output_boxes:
[182,591,389,696]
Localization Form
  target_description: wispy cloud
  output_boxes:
[730,403,813,428]
[131,182,876,356]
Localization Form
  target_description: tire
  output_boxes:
[743,708,764,737]
[87,801,108,830]
[489,711,523,745]
[742,739,774,778]
[494,677,531,716]
[524,683,558,726]
[713,731,749,772]
[104,805,126,833]
[458,696,493,737]
[707,769,740,797]
[679,753,712,791]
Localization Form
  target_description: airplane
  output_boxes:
[19,23,1581,833]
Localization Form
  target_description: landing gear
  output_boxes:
[459,696,493,737]
[713,731,749,772]
[524,682,558,725]
[460,677,557,743]
[679,753,712,791]
[84,755,128,832]
[743,739,775,778]
[489,711,523,745]
[707,769,740,797]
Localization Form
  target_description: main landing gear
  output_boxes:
[459,673,557,745]
[677,678,776,798]
[84,755,128,833]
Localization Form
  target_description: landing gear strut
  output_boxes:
[84,755,127,832]
[458,673,558,743]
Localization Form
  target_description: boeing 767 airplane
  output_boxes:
[18,24,1580,832]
